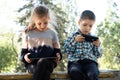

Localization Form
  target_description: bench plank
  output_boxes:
[0,71,115,80]
[51,72,115,79]
[0,73,32,79]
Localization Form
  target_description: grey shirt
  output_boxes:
[22,28,59,49]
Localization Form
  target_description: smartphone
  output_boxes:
[81,34,98,42]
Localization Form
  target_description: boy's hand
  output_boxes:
[24,53,31,63]
[56,53,61,61]
[75,35,85,42]
[93,39,100,47]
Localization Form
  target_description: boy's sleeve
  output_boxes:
[64,33,77,54]
[93,45,102,58]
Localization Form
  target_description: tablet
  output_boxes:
[30,57,57,60]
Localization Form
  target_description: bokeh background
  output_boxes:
[0,0,120,73]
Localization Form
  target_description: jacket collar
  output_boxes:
[75,29,91,35]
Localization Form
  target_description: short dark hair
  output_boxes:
[80,10,95,20]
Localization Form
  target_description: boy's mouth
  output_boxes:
[83,31,89,34]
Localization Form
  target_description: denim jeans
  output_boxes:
[68,59,99,80]
[27,58,56,80]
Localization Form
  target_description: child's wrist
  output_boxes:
[53,48,62,60]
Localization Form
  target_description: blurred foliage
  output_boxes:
[0,0,120,73]
[0,32,18,72]
[97,0,120,69]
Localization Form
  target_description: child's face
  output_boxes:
[78,19,95,34]
[34,15,49,31]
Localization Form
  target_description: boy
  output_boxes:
[64,10,102,80]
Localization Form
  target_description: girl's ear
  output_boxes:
[78,19,81,25]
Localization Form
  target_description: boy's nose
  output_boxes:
[85,27,88,29]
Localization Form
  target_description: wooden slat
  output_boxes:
[99,72,115,78]
[0,73,32,79]
[0,71,115,79]
[51,72,115,79]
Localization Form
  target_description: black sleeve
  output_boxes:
[20,48,28,62]
[53,48,62,60]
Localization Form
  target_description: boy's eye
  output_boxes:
[83,24,87,26]
[44,22,48,24]
[82,23,92,27]
[89,25,92,27]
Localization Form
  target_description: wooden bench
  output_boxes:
[0,70,118,80]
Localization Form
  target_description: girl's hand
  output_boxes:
[75,35,85,42]
[56,53,61,61]
[24,53,31,63]
[93,39,100,47]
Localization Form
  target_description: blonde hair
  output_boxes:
[25,5,49,33]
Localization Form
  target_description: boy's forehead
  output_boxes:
[80,19,95,24]
[81,18,95,21]
[81,19,95,22]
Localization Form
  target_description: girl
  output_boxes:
[21,5,62,80]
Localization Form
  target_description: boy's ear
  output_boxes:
[48,16,50,19]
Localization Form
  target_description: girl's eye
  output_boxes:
[38,23,41,25]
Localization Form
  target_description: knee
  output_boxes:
[37,58,47,65]
[86,71,99,79]
[69,68,82,76]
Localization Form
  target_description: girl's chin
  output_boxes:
[37,28,47,31]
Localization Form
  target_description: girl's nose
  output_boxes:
[41,24,45,28]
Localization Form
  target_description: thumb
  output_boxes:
[27,53,31,55]
[56,53,60,61]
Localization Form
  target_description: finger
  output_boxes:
[81,38,85,41]
[26,57,31,63]
[56,53,60,61]
[93,41,96,44]
[92,41,96,45]
[57,56,60,61]
[25,53,31,63]
[81,36,85,38]
[27,59,31,63]
[78,36,84,39]
[78,35,84,38]
[80,35,85,38]
[93,40,97,43]
[56,53,60,56]
[27,53,31,55]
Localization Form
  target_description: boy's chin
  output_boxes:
[82,32,89,35]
